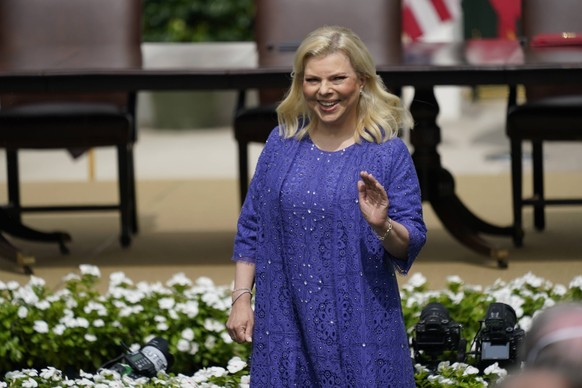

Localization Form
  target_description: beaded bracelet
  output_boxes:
[231,290,252,306]
[376,219,393,241]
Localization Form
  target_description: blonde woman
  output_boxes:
[227,25,426,387]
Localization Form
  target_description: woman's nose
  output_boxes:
[318,80,332,95]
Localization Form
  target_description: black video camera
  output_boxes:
[100,337,174,379]
[412,302,466,367]
[475,303,524,371]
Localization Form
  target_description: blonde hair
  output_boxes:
[276,25,413,143]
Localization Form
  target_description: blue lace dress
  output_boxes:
[233,128,426,387]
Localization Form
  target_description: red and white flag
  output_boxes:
[403,0,461,41]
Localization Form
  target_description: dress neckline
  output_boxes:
[306,136,357,154]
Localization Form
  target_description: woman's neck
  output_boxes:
[310,126,356,152]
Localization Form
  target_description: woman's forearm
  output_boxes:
[233,260,256,292]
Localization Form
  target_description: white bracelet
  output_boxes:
[376,219,393,241]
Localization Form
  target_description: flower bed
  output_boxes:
[1,266,581,387]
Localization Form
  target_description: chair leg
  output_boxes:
[6,150,22,222]
[117,145,132,248]
[238,140,250,207]
[128,146,139,234]
[510,138,524,247]
[532,141,545,231]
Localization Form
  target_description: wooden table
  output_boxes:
[2,39,582,270]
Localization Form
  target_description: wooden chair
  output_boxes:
[0,0,142,253]
[234,0,402,205]
[506,0,582,246]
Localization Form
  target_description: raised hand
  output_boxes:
[357,171,389,230]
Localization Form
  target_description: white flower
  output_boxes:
[7,281,19,290]
[175,301,199,318]
[197,366,227,381]
[119,305,143,317]
[62,273,81,283]
[465,284,483,292]
[543,298,556,309]
[84,334,97,342]
[33,320,49,334]
[446,291,464,305]
[437,361,450,373]
[40,367,62,381]
[414,363,430,373]
[83,301,108,316]
[203,318,225,332]
[93,319,105,328]
[14,287,39,305]
[181,328,195,341]
[28,276,46,288]
[569,276,582,290]
[552,284,567,296]
[79,264,101,278]
[17,306,28,319]
[202,291,228,310]
[463,365,479,375]
[167,272,193,288]
[158,297,176,310]
[122,290,146,304]
[195,276,215,288]
[21,379,38,388]
[65,298,78,309]
[157,322,169,331]
[76,317,90,328]
[36,300,50,310]
[227,356,247,374]
[518,315,533,331]
[523,272,545,288]
[446,275,463,285]
[427,374,440,382]
[177,339,191,352]
[407,273,427,288]
[190,342,199,355]
[221,331,233,344]
[483,362,508,378]
[437,377,455,386]
[205,336,217,349]
[129,343,141,353]
[53,324,66,335]
[109,271,133,288]
[239,375,251,388]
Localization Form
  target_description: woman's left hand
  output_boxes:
[357,171,389,230]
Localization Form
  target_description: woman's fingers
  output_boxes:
[227,318,253,343]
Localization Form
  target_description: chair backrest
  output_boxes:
[255,0,401,66]
[521,0,582,100]
[253,0,402,103]
[0,0,142,109]
[522,0,581,38]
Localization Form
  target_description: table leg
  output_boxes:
[0,207,71,273]
[409,87,513,268]
[0,232,35,274]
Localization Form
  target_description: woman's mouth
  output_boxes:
[318,100,339,111]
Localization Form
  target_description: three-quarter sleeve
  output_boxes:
[384,139,427,274]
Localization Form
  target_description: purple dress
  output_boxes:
[233,128,426,387]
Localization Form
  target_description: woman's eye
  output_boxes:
[305,78,319,84]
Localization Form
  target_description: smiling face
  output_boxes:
[302,51,364,135]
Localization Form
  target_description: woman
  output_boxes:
[227,25,426,387]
